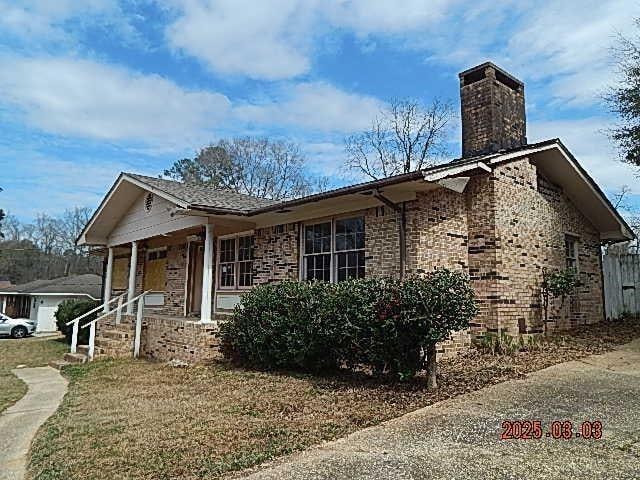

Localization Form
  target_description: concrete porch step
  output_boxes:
[49,359,72,370]
[63,352,88,364]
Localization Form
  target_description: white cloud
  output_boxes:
[236,82,384,133]
[323,0,456,35]
[0,55,386,150]
[163,0,461,80]
[0,56,231,148]
[529,117,640,194]
[165,0,317,80]
[0,0,142,48]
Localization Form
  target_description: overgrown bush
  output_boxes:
[55,298,100,345]
[221,269,478,386]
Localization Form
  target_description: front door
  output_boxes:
[187,243,204,316]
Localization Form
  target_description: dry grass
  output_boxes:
[28,319,640,480]
[0,336,67,413]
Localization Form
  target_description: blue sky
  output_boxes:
[1,0,639,222]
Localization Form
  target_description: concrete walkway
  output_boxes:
[242,340,640,480]
[0,367,67,480]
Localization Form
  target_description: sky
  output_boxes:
[1,0,640,222]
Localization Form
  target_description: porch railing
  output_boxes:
[66,291,150,361]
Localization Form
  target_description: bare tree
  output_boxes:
[608,185,640,254]
[164,137,324,200]
[2,214,22,241]
[345,98,454,180]
[60,207,92,254]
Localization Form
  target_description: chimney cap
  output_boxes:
[459,61,524,89]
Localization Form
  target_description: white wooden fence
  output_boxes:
[603,253,640,319]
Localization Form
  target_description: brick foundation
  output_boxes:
[96,313,222,364]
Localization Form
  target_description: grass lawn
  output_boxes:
[28,319,640,480]
[0,336,68,413]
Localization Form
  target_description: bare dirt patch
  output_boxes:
[28,319,640,480]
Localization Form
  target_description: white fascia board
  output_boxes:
[121,175,189,209]
[486,144,558,164]
[423,161,491,182]
[0,292,97,299]
[77,174,189,247]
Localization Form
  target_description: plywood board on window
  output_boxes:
[144,257,167,291]
[112,257,129,290]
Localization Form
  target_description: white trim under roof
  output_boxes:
[77,173,189,246]
[0,292,99,299]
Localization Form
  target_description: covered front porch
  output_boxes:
[101,220,256,325]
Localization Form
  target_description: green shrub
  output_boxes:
[221,268,478,384]
[55,299,100,346]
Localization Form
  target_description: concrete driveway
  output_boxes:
[243,340,640,480]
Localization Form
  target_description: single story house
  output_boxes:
[0,274,102,332]
[77,62,633,363]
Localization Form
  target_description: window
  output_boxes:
[218,234,254,289]
[147,249,167,261]
[565,235,578,271]
[238,236,254,287]
[304,222,331,281]
[303,216,365,282]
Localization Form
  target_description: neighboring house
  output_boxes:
[0,274,102,332]
[77,62,633,363]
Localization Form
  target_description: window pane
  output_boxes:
[305,222,331,254]
[239,261,253,287]
[305,254,330,281]
[336,250,365,281]
[238,236,253,261]
[220,263,235,287]
[220,238,236,263]
[335,217,364,251]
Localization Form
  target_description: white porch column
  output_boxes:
[103,247,114,313]
[126,241,138,314]
[1,296,6,314]
[200,224,214,322]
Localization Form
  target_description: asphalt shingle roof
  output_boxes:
[126,174,278,212]
[0,274,102,299]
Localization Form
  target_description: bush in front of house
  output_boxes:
[55,298,101,345]
[221,269,478,385]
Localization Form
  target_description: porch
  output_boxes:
[93,311,222,364]
[102,220,256,325]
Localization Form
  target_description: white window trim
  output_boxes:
[215,230,255,292]
[146,246,167,261]
[300,215,365,283]
[565,233,580,272]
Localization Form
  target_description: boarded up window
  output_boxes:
[144,248,167,291]
[112,257,129,290]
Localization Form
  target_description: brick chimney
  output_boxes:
[459,62,526,158]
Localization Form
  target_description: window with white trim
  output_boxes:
[218,234,254,289]
[303,216,365,282]
[565,234,578,271]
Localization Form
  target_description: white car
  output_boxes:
[0,313,36,338]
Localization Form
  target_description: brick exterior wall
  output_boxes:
[253,223,300,284]
[489,159,603,334]
[365,206,401,277]
[96,313,222,364]
[101,159,606,363]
